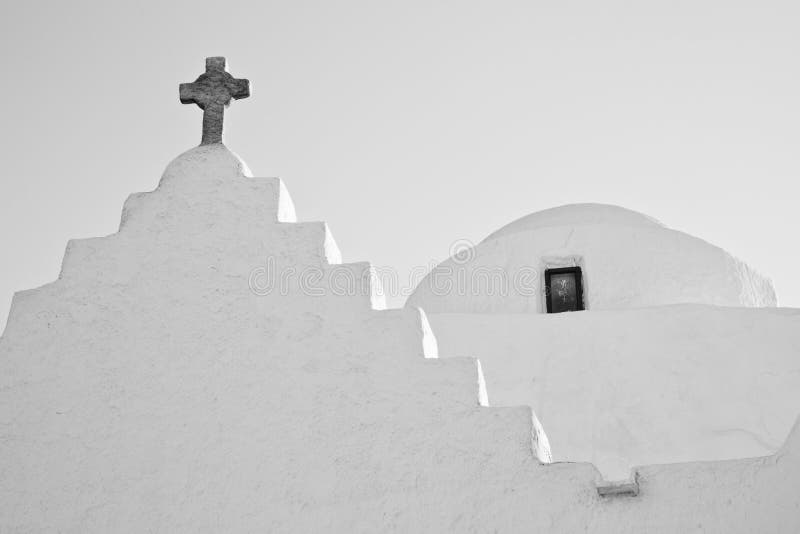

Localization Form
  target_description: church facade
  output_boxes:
[1,58,798,532]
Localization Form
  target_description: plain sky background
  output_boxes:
[0,0,798,328]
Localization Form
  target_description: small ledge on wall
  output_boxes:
[597,472,640,497]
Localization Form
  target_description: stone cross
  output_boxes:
[180,57,250,145]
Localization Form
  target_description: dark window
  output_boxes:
[544,267,584,313]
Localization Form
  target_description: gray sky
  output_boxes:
[1,0,798,327]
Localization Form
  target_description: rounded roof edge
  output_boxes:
[482,203,664,243]
[160,144,253,185]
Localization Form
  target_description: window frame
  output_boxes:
[544,266,585,313]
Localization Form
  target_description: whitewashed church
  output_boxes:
[1,58,798,532]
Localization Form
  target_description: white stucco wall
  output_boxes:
[408,204,776,313]
[427,306,800,480]
[1,147,798,531]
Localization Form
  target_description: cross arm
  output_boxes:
[179,83,206,106]
[226,78,250,101]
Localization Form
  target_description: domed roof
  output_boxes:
[407,203,776,314]
[483,203,663,243]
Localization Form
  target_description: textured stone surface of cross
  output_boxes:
[180,57,250,145]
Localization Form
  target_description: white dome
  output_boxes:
[483,203,663,242]
[408,204,776,314]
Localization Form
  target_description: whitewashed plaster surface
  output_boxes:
[1,146,798,532]
[484,203,664,241]
[408,204,776,314]
[427,306,800,480]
